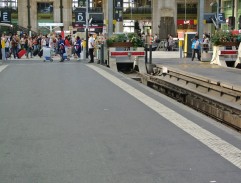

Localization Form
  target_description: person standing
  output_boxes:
[167,34,174,51]
[191,36,201,61]
[88,34,95,63]
[1,33,6,60]
[27,37,33,58]
[11,34,18,59]
[5,36,11,59]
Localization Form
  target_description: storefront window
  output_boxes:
[123,20,134,32]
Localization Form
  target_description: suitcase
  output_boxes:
[63,53,70,61]
[18,49,27,58]
[38,49,43,57]
[43,47,53,62]
[33,49,39,56]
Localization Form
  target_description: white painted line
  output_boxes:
[0,65,8,72]
[87,65,241,170]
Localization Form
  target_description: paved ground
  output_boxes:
[0,56,241,182]
[151,51,241,88]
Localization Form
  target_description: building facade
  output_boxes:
[0,0,240,37]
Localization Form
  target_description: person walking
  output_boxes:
[191,35,201,61]
[64,36,72,58]
[58,35,65,62]
[88,34,95,63]
[74,36,81,61]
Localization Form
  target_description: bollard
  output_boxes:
[101,43,104,65]
[81,48,86,60]
[179,39,183,59]
[145,43,148,64]
[149,44,152,64]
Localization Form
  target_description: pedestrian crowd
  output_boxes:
[0,32,94,62]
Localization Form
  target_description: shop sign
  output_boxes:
[0,10,11,23]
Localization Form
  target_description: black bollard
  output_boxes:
[101,43,104,65]
[149,44,152,64]
[145,43,148,64]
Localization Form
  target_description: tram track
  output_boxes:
[125,67,241,132]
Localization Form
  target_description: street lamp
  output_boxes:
[86,0,89,58]
[130,0,133,22]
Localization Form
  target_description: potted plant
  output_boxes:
[106,33,133,47]
[210,30,240,46]
[106,33,143,48]
[127,33,143,49]
[210,30,241,65]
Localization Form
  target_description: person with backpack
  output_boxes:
[58,35,65,62]
[74,36,81,61]
[191,35,201,61]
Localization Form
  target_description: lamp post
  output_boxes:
[60,0,63,31]
[216,0,220,29]
[210,0,220,29]
[131,0,133,22]
[108,0,113,38]
[198,0,204,40]
[27,0,31,36]
[231,0,235,30]
[86,0,89,58]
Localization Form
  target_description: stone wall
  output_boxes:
[18,0,72,34]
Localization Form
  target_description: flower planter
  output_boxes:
[107,42,133,48]
[218,42,239,47]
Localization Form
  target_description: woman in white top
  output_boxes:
[88,34,95,63]
[203,34,210,52]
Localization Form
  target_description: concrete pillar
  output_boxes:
[234,0,238,30]
[152,0,177,39]
[18,0,72,33]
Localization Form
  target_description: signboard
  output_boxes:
[114,0,123,22]
[73,22,104,27]
[203,13,216,23]
[75,12,86,23]
[0,10,11,23]
[114,9,123,22]
[38,23,63,26]
[217,13,226,23]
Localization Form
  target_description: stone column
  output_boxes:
[62,0,72,31]
[18,0,72,33]
[17,0,28,29]
[152,0,177,39]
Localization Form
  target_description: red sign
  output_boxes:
[177,20,195,25]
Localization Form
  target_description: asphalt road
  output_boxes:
[0,61,241,183]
